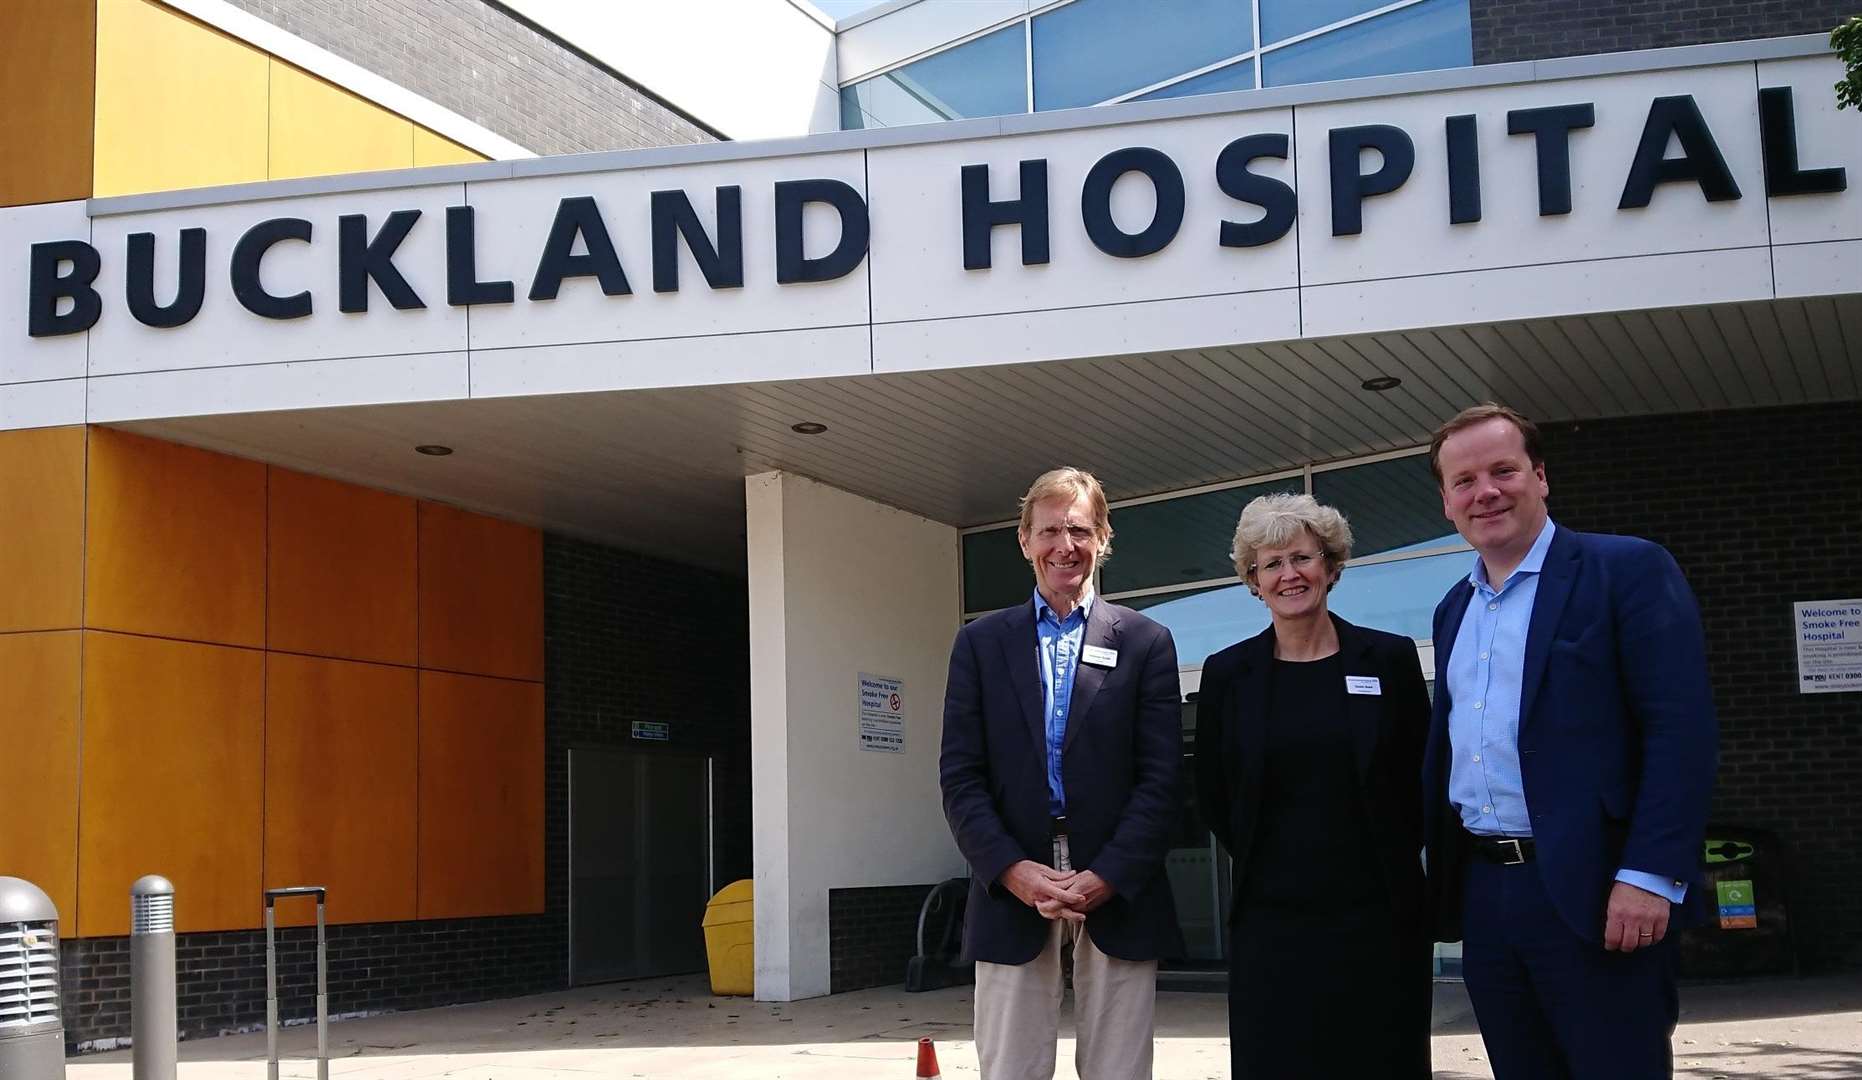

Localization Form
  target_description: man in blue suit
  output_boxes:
[1423,404,1718,1079]
[940,467,1183,1080]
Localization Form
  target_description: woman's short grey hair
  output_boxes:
[1229,492,1354,593]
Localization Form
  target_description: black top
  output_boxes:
[1239,655,1385,910]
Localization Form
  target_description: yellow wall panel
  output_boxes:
[93,0,269,197]
[413,128,488,168]
[86,429,267,647]
[418,503,544,681]
[0,426,85,633]
[268,468,418,666]
[78,632,263,937]
[265,654,417,927]
[269,61,414,181]
[0,632,81,925]
[417,671,543,919]
[0,0,96,206]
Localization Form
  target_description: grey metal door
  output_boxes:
[569,749,713,985]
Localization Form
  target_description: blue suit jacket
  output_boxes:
[1422,526,1718,944]
[939,596,1185,965]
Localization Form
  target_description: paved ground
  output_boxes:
[66,972,1862,1078]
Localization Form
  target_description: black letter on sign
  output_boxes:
[1506,103,1594,216]
[960,160,1050,269]
[651,187,744,293]
[1328,125,1413,236]
[774,179,869,284]
[1444,115,1482,224]
[530,196,631,301]
[1081,147,1185,258]
[339,210,425,313]
[1619,95,1741,209]
[446,205,514,306]
[1216,134,1296,248]
[231,217,313,319]
[126,228,206,328]
[1759,86,1847,198]
[28,240,102,337]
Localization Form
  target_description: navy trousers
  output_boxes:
[1461,858,1679,1079]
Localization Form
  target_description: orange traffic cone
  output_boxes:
[915,1036,941,1079]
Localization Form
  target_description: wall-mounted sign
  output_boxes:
[630,720,671,741]
[858,673,904,753]
[1792,599,1862,694]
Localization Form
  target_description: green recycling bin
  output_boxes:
[1676,826,1797,978]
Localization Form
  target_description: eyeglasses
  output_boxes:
[1249,551,1323,576]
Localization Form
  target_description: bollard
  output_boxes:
[0,876,66,1079]
[130,876,177,1080]
[265,886,328,1080]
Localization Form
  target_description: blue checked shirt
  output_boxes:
[1034,588,1092,817]
[1447,519,1685,902]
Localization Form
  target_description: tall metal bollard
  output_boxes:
[265,886,328,1080]
[0,876,66,1079]
[130,876,177,1080]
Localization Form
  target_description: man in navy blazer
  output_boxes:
[1423,404,1717,1079]
[940,467,1183,1080]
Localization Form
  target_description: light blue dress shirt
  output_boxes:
[1447,519,1684,903]
[1034,587,1092,817]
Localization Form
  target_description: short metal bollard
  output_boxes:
[264,886,328,1080]
[0,876,65,1079]
[130,876,177,1080]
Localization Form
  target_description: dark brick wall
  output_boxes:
[1540,402,1862,968]
[1471,1,1856,65]
[829,885,940,993]
[217,0,719,154]
[60,535,751,1049]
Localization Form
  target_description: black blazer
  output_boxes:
[939,596,1186,966]
[1192,614,1431,927]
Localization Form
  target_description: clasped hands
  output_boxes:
[1000,859,1113,922]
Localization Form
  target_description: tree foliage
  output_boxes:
[1837,15,1862,110]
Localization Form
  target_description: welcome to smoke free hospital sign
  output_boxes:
[1793,600,1862,694]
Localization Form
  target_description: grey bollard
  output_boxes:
[0,877,66,1079]
[130,876,177,1080]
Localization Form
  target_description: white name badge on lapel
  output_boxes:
[1345,676,1382,695]
[1082,645,1119,668]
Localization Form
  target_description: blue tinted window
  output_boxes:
[841,24,1026,129]
[1327,548,1472,642]
[1310,454,1452,558]
[962,526,1029,613]
[1032,0,1251,111]
[1259,0,1388,45]
[1127,584,1265,669]
[1262,0,1471,88]
[1131,58,1255,101]
[1101,477,1301,595]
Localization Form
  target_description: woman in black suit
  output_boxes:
[1193,492,1432,1078]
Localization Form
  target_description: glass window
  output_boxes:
[841,24,1027,130]
[1130,58,1255,102]
[1101,477,1301,595]
[1032,0,1251,111]
[1311,454,1456,559]
[962,526,1029,614]
[1259,0,1389,45]
[1261,0,1471,88]
[1126,583,1266,669]
[1328,548,1472,642]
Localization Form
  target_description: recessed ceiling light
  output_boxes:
[414,444,454,456]
[1360,375,1402,392]
[790,421,828,435]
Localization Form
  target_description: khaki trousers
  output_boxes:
[973,836,1159,1080]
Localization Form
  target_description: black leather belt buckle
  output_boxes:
[1050,816,1069,837]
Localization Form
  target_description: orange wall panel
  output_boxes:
[85,429,266,647]
[0,0,96,206]
[264,654,417,926]
[417,503,544,681]
[77,632,263,937]
[0,426,86,633]
[268,468,418,665]
[417,671,543,919]
[0,632,81,924]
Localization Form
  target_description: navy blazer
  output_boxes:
[1422,526,1719,944]
[939,596,1186,966]
[1193,614,1431,928]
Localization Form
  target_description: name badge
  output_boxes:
[1345,675,1382,696]
[1082,645,1119,668]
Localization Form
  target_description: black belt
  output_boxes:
[1051,816,1069,838]
[1465,831,1536,865]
